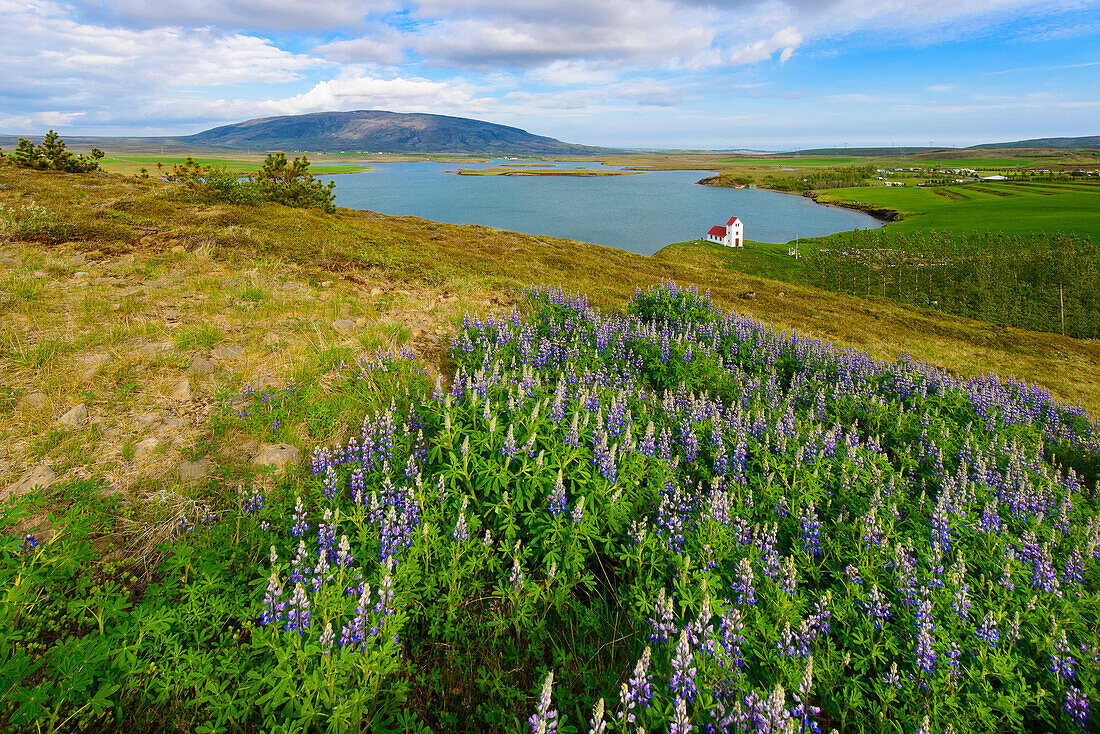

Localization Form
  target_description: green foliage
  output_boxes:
[10,130,103,173]
[251,153,337,213]
[806,229,1100,338]
[163,153,336,212]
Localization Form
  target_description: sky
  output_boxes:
[2,0,1099,149]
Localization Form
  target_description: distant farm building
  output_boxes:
[706,216,743,248]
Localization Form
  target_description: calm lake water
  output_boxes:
[319,160,882,256]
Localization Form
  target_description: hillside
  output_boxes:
[176,110,614,155]
[971,134,1100,149]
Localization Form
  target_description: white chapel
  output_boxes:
[705,216,743,248]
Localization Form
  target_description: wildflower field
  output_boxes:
[2,282,1099,733]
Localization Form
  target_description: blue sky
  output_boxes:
[1,0,1098,149]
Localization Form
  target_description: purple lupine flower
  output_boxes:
[617,647,653,724]
[649,588,676,643]
[915,716,931,734]
[548,470,567,517]
[715,605,746,669]
[976,612,999,649]
[588,698,606,734]
[284,583,311,634]
[528,671,558,734]
[845,565,863,585]
[572,495,585,524]
[945,641,962,684]
[734,558,756,607]
[242,491,264,515]
[780,556,798,594]
[320,622,334,655]
[291,496,308,537]
[915,625,936,675]
[670,628,698,703]
[800,503,822,556]
[1050,629,1077,681]
[322,465,339,501]
[502,423,517,460]
[1065,686,1089,729]
[790,656,821,734]
[510,541,525,592]
[882,662,902,690]
[454,497,470,542]
[260,570,285,626]
[864,585,892,628]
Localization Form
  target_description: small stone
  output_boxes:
[320,280,334,287]
[188,356,215,375]
[59,403,89,427]
[210,345,243,360]
[157,416,191,433]
[137,342,171,359]
[176,458,211,481]
[2,465,57,501]
[134,412,158,427]
[163,309,180,321]
[67,253,87,266]
[134,436,160,459]
[739,291,757,300]
[252,443,301,473]
[21,391,47,409]
[0,253,23,268]
[74,271,89,278]
[172,380,192,401]
[332,319,357,336]
[80,354,108,380]
[32,270,47,279]
[369,287,383,297]
[776,291,786,298]
[171,245,185,254]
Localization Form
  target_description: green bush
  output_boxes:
[9,130,103,173]
[163,153,336,213]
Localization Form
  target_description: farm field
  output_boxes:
[815,180,1100,240]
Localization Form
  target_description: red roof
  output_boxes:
[707,225,727,237]
[727,216,741,225]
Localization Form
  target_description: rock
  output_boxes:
[134,436,160,459]
[172,380,192,401]
[21,391,47,409]
[2,465,58,501]
[163,309,180,321]
[137,342,171,359]
[332,319,357,336]
[739,291,757,300]
[134,412,158,428]
[0,253,22,268]
[67,252,87,266]
[176,458,211,481]
[776,291,786,298]
[156,416,191,434]
[74,271,89,278]
[171,245,186,254]
[252,443,301,473]
[59,403,88,427]
[80,354,108,380]
[370,287,384,297]
[188,356,215,376]
[210,345,242,360]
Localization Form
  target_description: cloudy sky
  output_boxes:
[2,0,1098,149]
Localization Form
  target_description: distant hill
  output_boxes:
[969,135,1100,149]
[176,110,615,156]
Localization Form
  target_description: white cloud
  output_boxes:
[728,26,803,65]
[314,33,407,65]
[64,0,390,32]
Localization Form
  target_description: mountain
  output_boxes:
[177,110,615,155]
[969,135,1100,149]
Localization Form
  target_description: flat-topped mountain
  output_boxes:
[177,110,614,155]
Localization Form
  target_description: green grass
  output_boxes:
[98,155,369,177]
[719,156,863,166]
[816,180,1100,240]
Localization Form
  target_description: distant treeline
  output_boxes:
[707,165,877,193]
[806,230,1100,338]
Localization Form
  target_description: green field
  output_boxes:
[816,180,1100,240]
[718,156,862,166]
[99,154,369,176]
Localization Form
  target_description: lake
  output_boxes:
[319,160,882,256]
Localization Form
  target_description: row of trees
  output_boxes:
[0,130,104,172]
[805,229,1100,338]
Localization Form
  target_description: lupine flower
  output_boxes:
[242,491,264,515]
[320,622,334,654]
[670,628,698,703]
[572,495,585,524]
[588,698,606,734]
[454,496,470,542]
[1065,686,1089,729]
[649,588,676,643]
[864,585,892,628]
[284,583,311,634]
[528,671,558,734]
[291,496,308,537]
[510,541,525,592]
[734,558,756,607]
[618,647,653,724]
[976,612,998,649]
[1050,629,1076,681]
[548,470,567,517]
[260,570,285,626]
